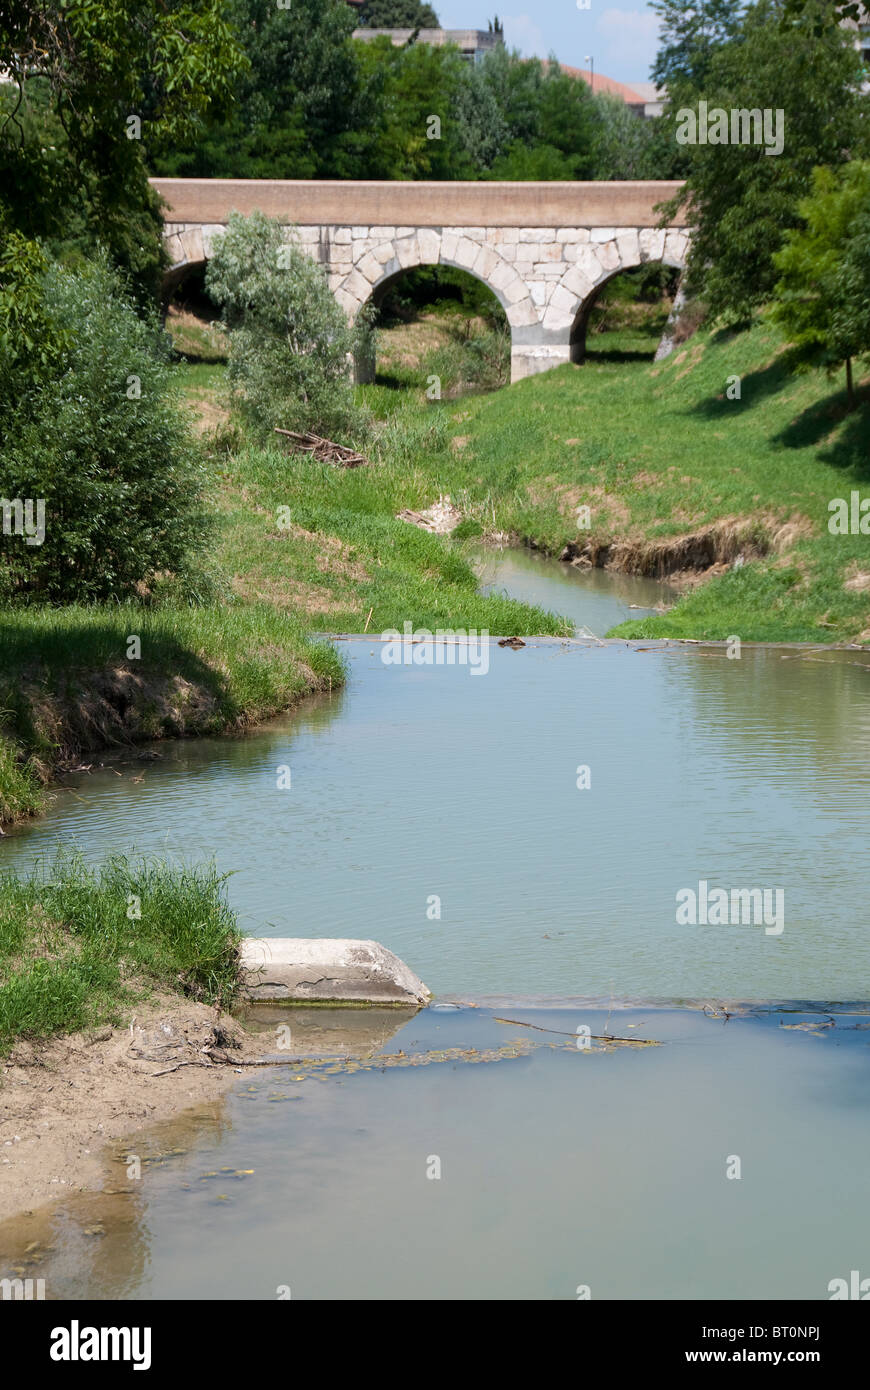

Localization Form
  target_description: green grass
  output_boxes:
[0,853,242,1054]
[214,430,571,637]
[0,602,344,823]
[350,314,870,644]
[205,312,870,644]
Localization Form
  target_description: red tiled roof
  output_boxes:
[560,65,646,102]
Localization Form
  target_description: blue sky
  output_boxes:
[435,2,661,87]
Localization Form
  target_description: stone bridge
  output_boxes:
[152,179,689,382]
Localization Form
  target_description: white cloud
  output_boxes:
[594,8,660,71]
[502,13,549,59]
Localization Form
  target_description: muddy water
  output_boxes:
[2,636,868,1002]
[4,1004,870,1300]
[2,555,870,1300]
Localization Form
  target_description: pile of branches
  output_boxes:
[274,428,368,468]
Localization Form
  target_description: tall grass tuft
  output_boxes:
[0,852,243,1054]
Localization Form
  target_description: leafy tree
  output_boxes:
[591,93,686,180]
[357,0,440,25]
[353,37,475,178]
[666,0,870,323]
[650,0,744,89]
[772,162,870,409]
[154,0,362,180]
[780,0,865,29]
[0,1,245,304]
[205,212,371,440]
[0,255,210,601]
[477,52,598,179]
[454,57,509,170]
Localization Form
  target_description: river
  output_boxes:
[1,550,869,1298]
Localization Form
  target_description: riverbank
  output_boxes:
[0,854,258,1220]
[0,603,344,825]
[3,306,867,824]
[0,856,242,1055]
[190,311,870,645]
[0,994,266,1225]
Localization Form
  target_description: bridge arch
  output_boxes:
[332,230,536,384]
[155,181,690,383]
[565,234,686,364]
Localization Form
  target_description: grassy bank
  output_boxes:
[0,854,241,1055]
[196,310,870,646]
[5,301,868,824]
[214,431,569,637]
[0,603,343,822]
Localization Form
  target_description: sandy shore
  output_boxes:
[0,998,268,1225]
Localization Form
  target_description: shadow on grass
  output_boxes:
[0,622,239,750]
[171,349,228,367]
[582,348,657,365]
[374,371,421,391]
[685,353,870,476]
[688,355,794,421]
[790,389,870,479]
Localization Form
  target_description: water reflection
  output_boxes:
[5,1006,870,1300]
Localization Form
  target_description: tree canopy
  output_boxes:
[0,0,246,301]
[663,0,870,323]
[357,0,440,26]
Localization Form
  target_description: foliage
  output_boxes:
[478,51,598,180]
[772,162,870,407]
[205,212,371,441]
[358,0,439,24]
[591,93,686,180]
[349,35,475,178]
[666,0,870,323]
[650,0,744,89]
[0,254,211,601]
[152,12,668,182]
[0,0,246,303]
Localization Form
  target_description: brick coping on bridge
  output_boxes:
[151,179,688,229]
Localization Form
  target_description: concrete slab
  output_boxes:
[240,938,431,1006]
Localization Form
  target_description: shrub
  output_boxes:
[0,251,212,602]
[205,211,371,442]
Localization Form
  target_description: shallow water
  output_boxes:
[3,554,869,1301]
[3,635,869,1001]
[471,543,671,634]
[4,1005,870,1300]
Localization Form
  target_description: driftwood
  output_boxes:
[274,427,368,468]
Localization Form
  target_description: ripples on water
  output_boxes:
[3,639,868,1002]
